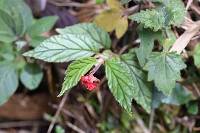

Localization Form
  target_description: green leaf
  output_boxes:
[29,36,46,47]
[120,52,152,113]
[59,57,97,96]
[194,44,200,68]
[152,84,194,109]
[136,27,163,67]
[129,0,186,31]
[0,43,15,61]
[23,34,103,62]
[55,125,65,133]
[145,52,186,96]
[186,101,198,115]
[0,0,33,36]
[0,62,18,105]
[20,64,43,90]
[27,16,58,37]
[57,23,111,49]
[0,10,16,43]
[105,57,134,114]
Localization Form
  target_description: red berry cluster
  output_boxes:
[80,75,100,91]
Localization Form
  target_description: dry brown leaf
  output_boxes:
[170,20,200,54]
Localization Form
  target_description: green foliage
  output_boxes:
[186,101,198,115]
[59,57,97,96]
[129,0,186,31]
[152,84,194,108]
[20,64,43,90]
[193,44,200,68]
[120,51,152,113]
[105,57,135,114]
[0,62,18,105]
[136,27,163,67]
[57,23,111,49]
[144,52,186,96]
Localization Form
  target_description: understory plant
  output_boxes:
[0,0,57,105]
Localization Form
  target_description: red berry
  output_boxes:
[80,75,100,91]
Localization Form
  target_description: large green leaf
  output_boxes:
[20,64,43,90]
[193,44,200,68]
[59,57,97,96]
[27,16,58,37]
[0,62,18,105]
[120,52,152,113]
[144,52,186,96]
[0,0,33,36]
[23,34,103,62]
[56,23,111,49]
[105,57,135,114]
[129,0,186,31]
[136,27,163,67]
[0,10,16,43]
[0,43,15,61]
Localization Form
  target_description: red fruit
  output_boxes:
[80,75,100,91]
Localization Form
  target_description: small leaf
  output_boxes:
[0,62,18,105]
[23,34,103,62]
[57,23,111,49]
[105,57,134,114]
[120,52,152,113]
[129,0,186,31]
[194,44,200,68]
[115,16,128,38]
[145,52,186,96]
[27,16,58,37]
[186,101,198,115]
[20,64,43,90]
[59,57,97,96]
[136,27,163,67]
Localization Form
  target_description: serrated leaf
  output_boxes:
[152,83,193,109]
[144,52,186,96]
[59,57,97,96]
[136,27,163,67]
[27,16,58,37]
[0,62,18,105]
[20,64,43,90]
[105,57,135,114]
[194,44,200,68]
[120,52,152,113]
[57,23,111,49]
[129,0,186,31]
[23,34,103,62]
[0,0,33,36]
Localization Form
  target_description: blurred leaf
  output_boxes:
[0,61,18,105]
[27,16,58,37]
[29,36,46,47]
[120,52,152,113]
[0,43,15,61]
[23,33,103,62]
[0,0,33,36]
[59,57,97,96]
[94,0,128,38]
[96,0,105,4]
[55,125,65,133]
[20,64,43,90]
[152,84,193,109]
[0,10,16,43]
[57,23,111,49]
[136,27,163,67]
[129,0,186,31]
[194,44,200,68]
[186,101,198,115]
[145,52,186,96]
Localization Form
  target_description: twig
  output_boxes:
[186,0,193,10]
[47,93,68,133]
[0,121,48,128]
[149,109,155,133]
[66,122,86,133]
[192,83,200,97]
